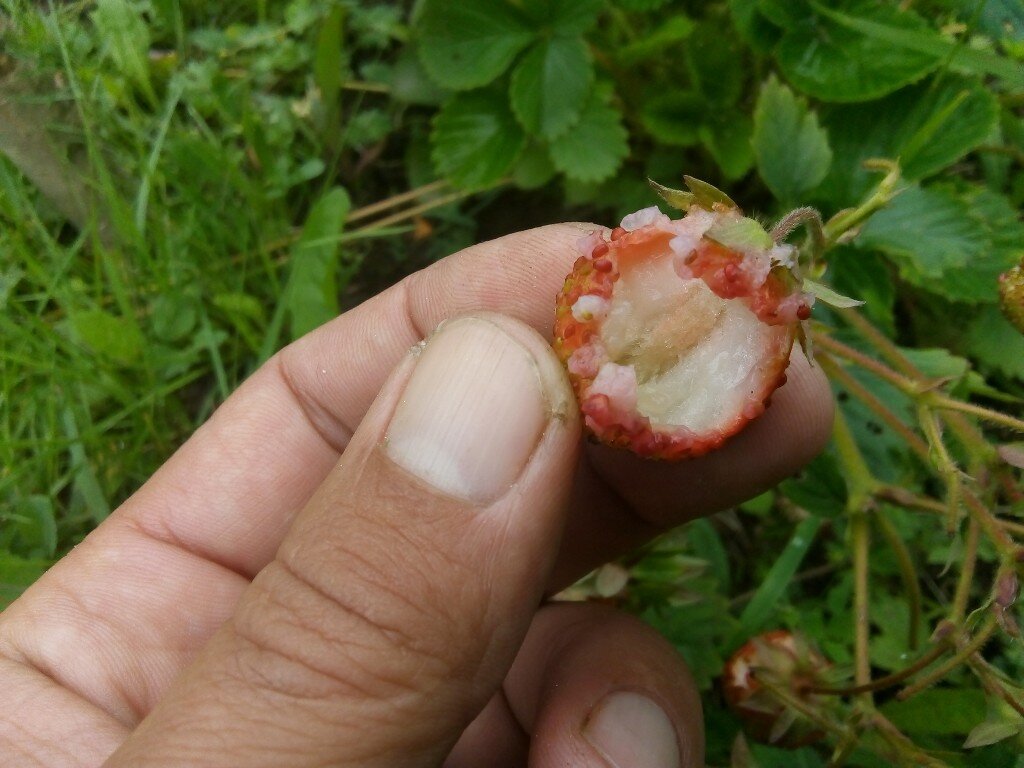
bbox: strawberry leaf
[857,185,1024,304]
[549,89,628,182]
[416,0,535,90]
[509,36,593,139]
[817,77,999,207]
[521,0,604,34]
[640,92,704,147]
[776,1,941,102]
[431,90,526,188]
[699,113,755,181]
[753,75,832,205]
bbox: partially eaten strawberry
[722,630,831,748]
[553,178,814,460]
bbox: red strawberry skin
[722,630,829,749]
[553,216,806,461]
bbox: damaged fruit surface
[553,181,813,460]
[722,630,831,749]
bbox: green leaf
[509,36,593,139]
[776,2,941,102]
[699,113,755,180]
[737,516,823,638]
[803,278,864,308]
[640,92,704,147]
[313,5,345,137]
[616,15,695,65]
[856,186,980,278]
[901,347,971,384]
[686,19,745,106]
[816,4,1024,88]
[780,453,848,518]
[615,0,671,10]
[390,46,451,106]
[966,307,1024,380]
[70,308,145,365]
[521,0,604,34]
[549,90,628,183]
[857,185,1024,304]
[416,0,535,90]
[285,187,351,340]
[432,90,527,188]
[729,0,782,51]
[92,0,156,102]
[753,76,832,204]
[964,720,1023,749]
[818,77,1000,206]
[0,553,52,610]
[882,688,987,735]
[512,141,556,189]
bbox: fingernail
[385,317,550,503]
[584,692,681,768]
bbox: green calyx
[648,175,738,212]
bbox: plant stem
[852,510,872,704]
[355,187,496,232]
[963,490,1017,557]
[836,308,918,378]
[968,654,1024,718]
[814,334,918,394]
[832,408,876,705]
[897,613,999,700]
[817,353,930,463]
[877,515,922,649]
[927,394,1024,434]
[870,713,951,768]
[822,160,902,246]
[347,180,449,223]
[832,407,879,502]
[757,678,851,739]
[810,643,947,696]
[876,486,946,515]
[918,405,963,532]
[950,518,980,624]
[834,310,994,461]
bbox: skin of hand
[0,224,833,768]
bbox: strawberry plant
[2,0,1024,764]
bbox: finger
[446,603,703,768]
[550,345,833,585]
[0,224,593,722]
[104,315,582,768]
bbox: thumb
[103,314,581,768]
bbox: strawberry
[1000,259,1024,335]
[722,630,831,749]
[553,178,814,460]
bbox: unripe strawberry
[553,180,814,460]
[999,259,1024,335]
[722,630,831,748]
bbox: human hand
[0,225,833,767]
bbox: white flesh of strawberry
[597,248,790,433]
